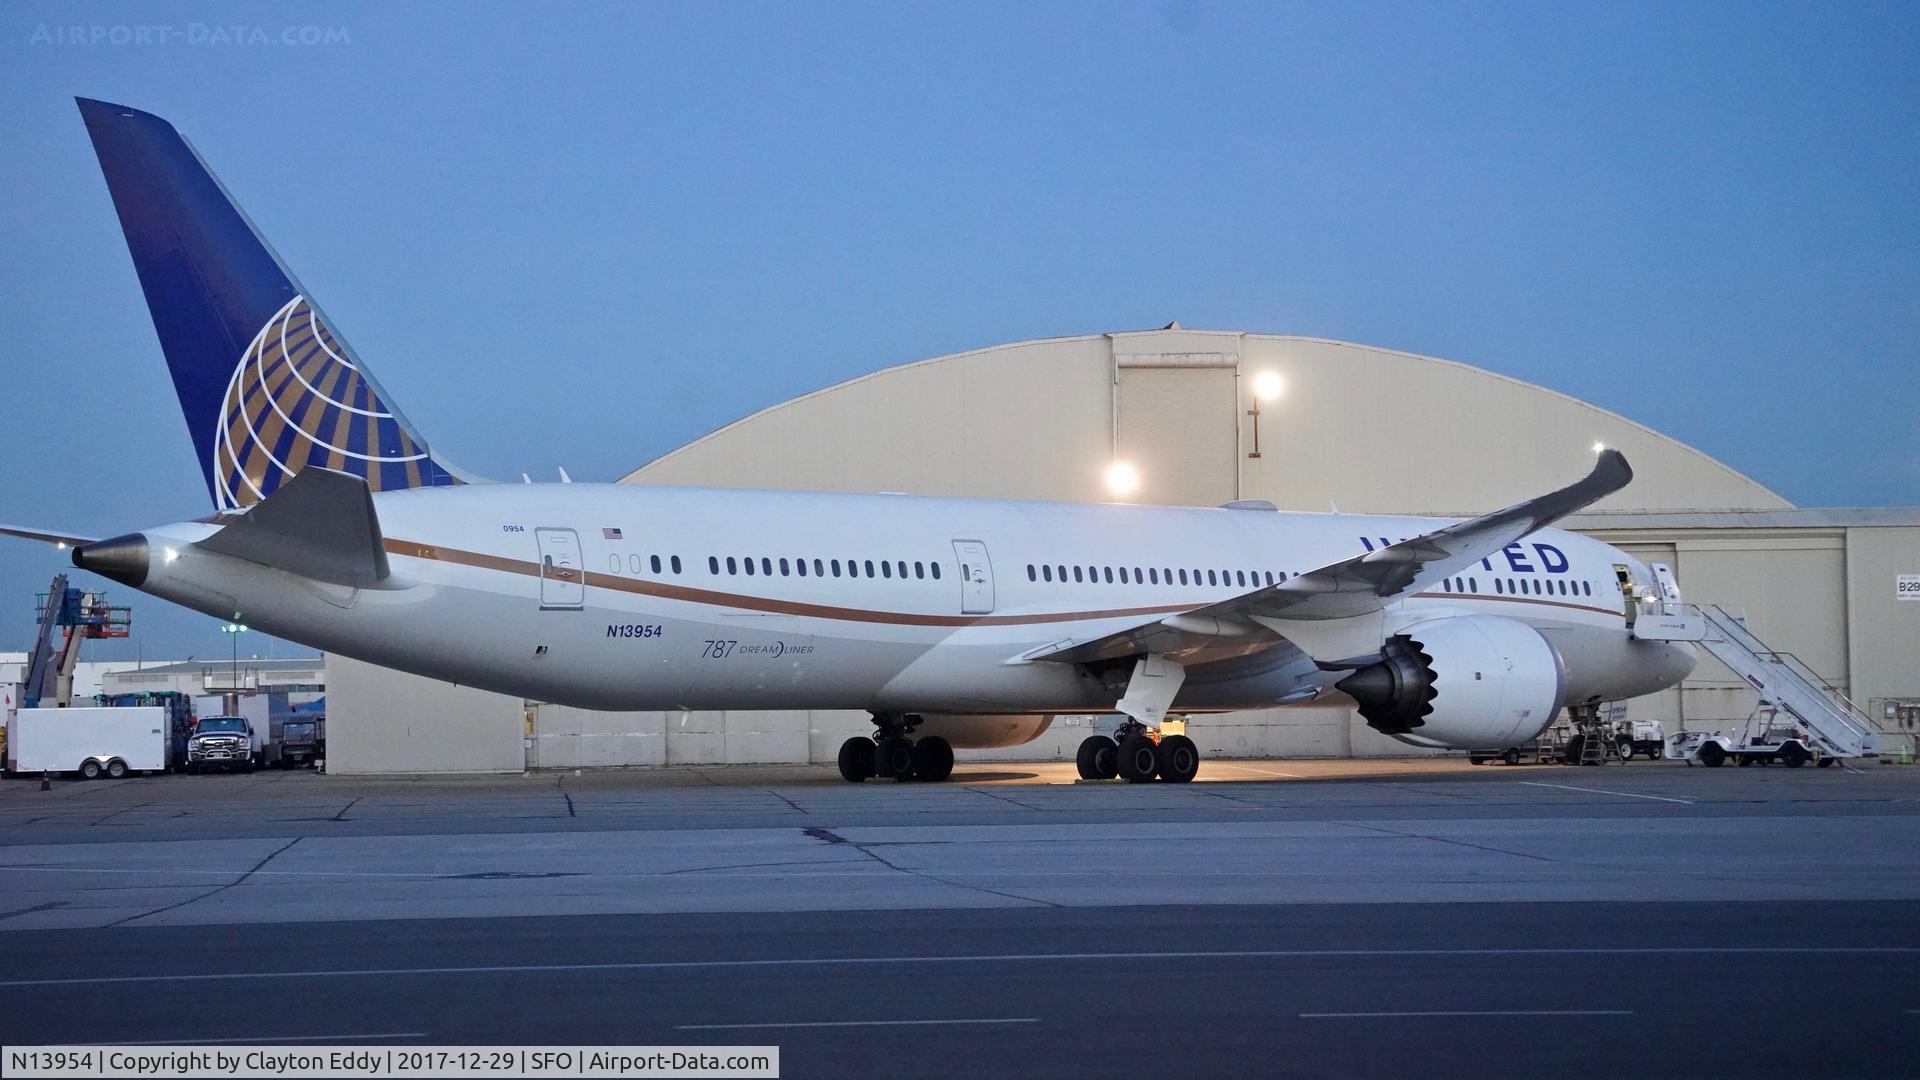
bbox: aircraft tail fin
[76,97,468,510]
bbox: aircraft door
[535,528,586,610]
[952,540,995,615]
[1649,562,1683,615]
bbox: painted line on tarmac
[97,1033,426,1045]
[1208,764,1308,779]
[1519,781,1694,804]
[1,947,1915,989]
[678,1018,1037,1030]
[1301,1010,1632,1019]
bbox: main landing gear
[837,712,953,783]
[1073,654,1201,783]
[1075,724,1200,783]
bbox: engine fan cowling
[1336,615,1567,749]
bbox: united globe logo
[213,296,437,509]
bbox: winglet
[194,467,391,587]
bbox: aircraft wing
[0,524,100,548]
[1025,450,1632,667]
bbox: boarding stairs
[1635,603,1882,759]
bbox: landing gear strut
[1073,655,1201,783]
[837,713,953,783]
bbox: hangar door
[1116,367,1238,507]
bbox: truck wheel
[79,759,102,780]
[1817,757,1836,768]
[1780,744,1808,768]
[106,759,128,779]
[1503,748,1520,766]
[1699,744,1726,767]
[1616,739,1635,761]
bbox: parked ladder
[1687,605,1882,759]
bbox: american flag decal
[602,527,624,540]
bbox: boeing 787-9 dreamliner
[2,99,1696,783]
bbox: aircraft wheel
[1075,736,1118,780]
[837,736,875,783]
[1156,735,1199,783]
[912,737,954,782]
[1116,734,1159,783]
[875,737,916,782]
[79,759,102,780]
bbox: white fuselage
[131,483,1693,724]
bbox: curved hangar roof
[621,327,1788,515]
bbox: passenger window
[760,558,772,576]
[1028,564,1037,582]
[778,558,790,576]
[1205,570,1216,586]
[930,562,940,579]
[1134,567,1144,583]
[1494,578,1503,594]
[1043,565,1053,582]
[796,558,808,577]
[915,562,925,579]
[898,561,908,579]
[1178,569,1189,585]
[1103,567,1113,583]
[830,559,842,577]
[671,556,682,574]
[725,556,737,575]
[847,560,858,578]
[708,556,719,574]
[1149,569,1159,584]
[743,557,755,576]
[1073,566,1083,583]
[864,560,875,577]
[882,561,892,579]
[1057,565,1067,582]
[812,559,823,577]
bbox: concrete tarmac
[1,758,1916,1077]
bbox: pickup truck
[185,715,256,772]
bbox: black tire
[836,736,875,783]
[875,737,916,782]
[1616,738,1635,761]
[1699,743,1726,767]
[105,759,128,779]
[1156,735,1199,783]
[911,736,954,782]
[1780,743,1808,768]
[79,759,102,780]
[1737,753,1752,767]
[1116,734,1159,783]
[185,762,198,775]
[1564,734,1585,765]
[1817,757,1836,768]
[1076,735,1118,780]
[1503,748,1520,766]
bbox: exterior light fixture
[1106,462,1140,498]
[1248,371,1284,458]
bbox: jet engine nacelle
[1336,615,1566,750]
[911,713,1055,749]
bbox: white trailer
[6,706,168,778]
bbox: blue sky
[2,1,1915,660]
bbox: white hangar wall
[323,328,1916,773]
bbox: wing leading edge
[1025,450,1633,667]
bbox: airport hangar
[323,326,1919,774]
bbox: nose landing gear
[837,713,954,783]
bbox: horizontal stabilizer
[1029,450,1634,666]
[0,524,101,548]
[194,467,391,587]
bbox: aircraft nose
[72,532,149,587]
